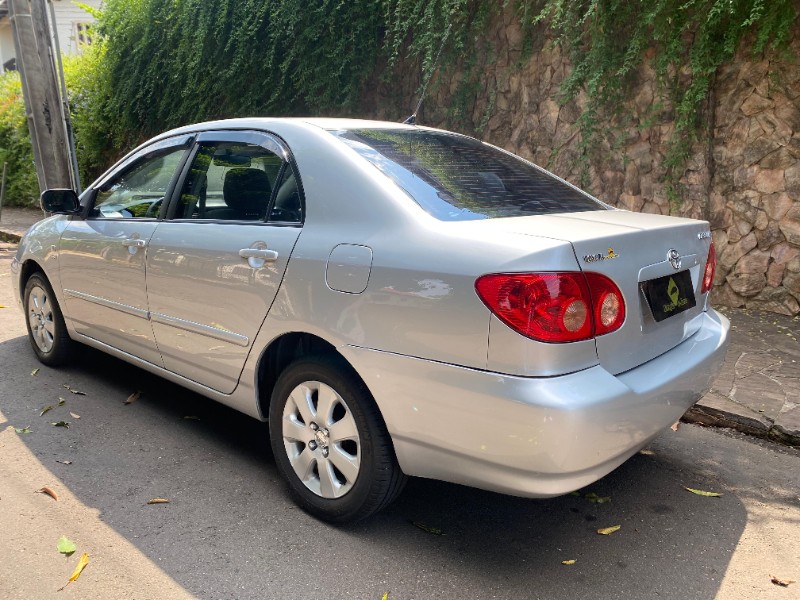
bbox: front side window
[332,129,606,221]
[91,147,186,219]
[175,142,284,221]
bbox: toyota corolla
[11,118,729,522]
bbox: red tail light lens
[701,242,716,294]
[475,272,625,343]
[584,272,626,336]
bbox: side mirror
[41,189,81,214]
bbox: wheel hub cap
[27,285,55,353]
[281,381,361,499]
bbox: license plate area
[641,270,696,322]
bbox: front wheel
[23,273,73,366]
[269,356,406,523]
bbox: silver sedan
[11,118,729,522]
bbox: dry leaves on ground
[412,521,444,535]
[62,385,86,396]
[57,536,76,555]
[124,391,141,405]
[597,525,621,535]
[562,559,577,565]
[770,575,795,587]
[51,421,70,429]
[147,498,170,505]
[36,487,59,501]
[685,487,722,497]
[585,492,611,504]
[58,553,89,591]
[31,368,39,376]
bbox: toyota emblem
[667,249,682,270]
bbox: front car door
[145,130,303,393]
[58,135,192,365]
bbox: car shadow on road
[0,335,766,599]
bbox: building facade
[0,0,101,71]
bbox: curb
[683,405,800,448]
[0,230,22,243]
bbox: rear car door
[58,135,192,365]
[145,130,303,393]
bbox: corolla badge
[583,247,619,263]
[667,248,682,270]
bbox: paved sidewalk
[684,307,800,446]
[0,206,45,242]
[1,207,798,446]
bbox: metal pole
[10,0,73,193]
[47,0,81,193]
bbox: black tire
[269,355,406,523]
[23,273,73,366]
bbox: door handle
[239,248,279,261]
[122,238,146,248]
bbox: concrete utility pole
[10,0,74,193]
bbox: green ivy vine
[526,0,798,206]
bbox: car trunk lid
[477,210,713,375]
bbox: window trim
[164,130,304,226]
[84,136,194,222]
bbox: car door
[58,135,192,365]
[145,130,303,393]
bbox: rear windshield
[332,129,606,221]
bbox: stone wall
[366,8,800,315]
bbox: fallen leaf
[770,574,795,587]
[381,594,389,600]
[685,487,722,497]
[40,405,54,416]
[14,427,32,434]
[562,559,577,565]
[57,536,76,555]
[412,521,444,535]
[51,421,70,428]
[69,412,80,420]
[63,385,86,396]
[31,368,40,376]
[597,525,621,535]
[124,391,141,405]
[58,399,66,406]
[56,460,72,465]
[183,415,200,420]
[58,552,89,591]
[0,305,6,308]
[36,487,59,501]
[147,498,170,504]
[585,492,611,504]
[639,449,655,456]
[670,421,680,431]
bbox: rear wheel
[269,355,406,523]
[24,273,73,366]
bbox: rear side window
[333,129,605,221]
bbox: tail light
[701,242,716,294]
[475,272,625,343]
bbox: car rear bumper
[342,308,730,498]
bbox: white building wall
[51,0,101,55]
[0,0,102,72]
[0,20,14,69]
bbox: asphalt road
[1,241,799,600]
